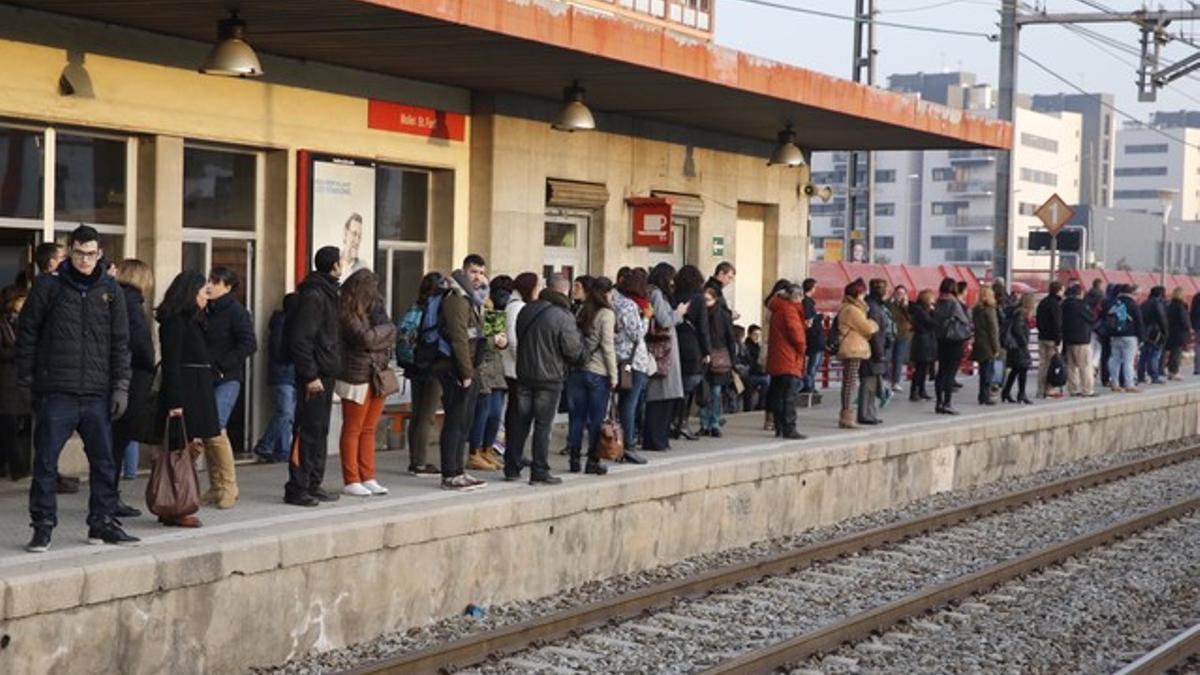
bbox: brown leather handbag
[708,347,733,375]
[146,416,203,520]
[597,396,625,462]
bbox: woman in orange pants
[335,269,397,497]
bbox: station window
[0,127,44,220]
[183,147,257,231]
[55,133,126,226]
[873,236,895,249]
[376,165,431,319]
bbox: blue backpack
[395,303,424,370]
[413,291,452,370]
[1105,300,1130,334]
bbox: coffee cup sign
[629,198,674,247]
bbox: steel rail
[1113,622,1200,675]
[704,496,1200,675]
[341,446,1200,675]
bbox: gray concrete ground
[0,378,1191,569]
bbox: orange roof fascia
[361,0,1013,150]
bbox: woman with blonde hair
[111,259,155,518]
[836,278,878,429]
[970,286,1001,405]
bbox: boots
[203,434,239,509]
[839,408,858,429]
[568,448,582,473]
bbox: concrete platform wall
[2,390,1198,674]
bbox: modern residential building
[1031,92,1116,208]
[1112,125,1200,221]
[1069,206,1200,275]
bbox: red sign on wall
[367,100,466,141]
[629,197,673,247]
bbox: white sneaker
[363,479,389,495]
[342,482,372,497]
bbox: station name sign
[367,100,466,141]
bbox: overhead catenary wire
[1058,23,1200,106]
[724,0,999,40]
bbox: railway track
[341,445,1200,675]
[1114,623,1200,675]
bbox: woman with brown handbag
[336,269,398,497]
[157,272,233,527]
[700,285,736,437]
[564,276,618,475]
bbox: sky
[714,0,1200,124]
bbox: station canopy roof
[11,0,1012,151]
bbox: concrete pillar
[135,135,184,305]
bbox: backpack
[1000,308,1019,351]
[1105,300,1130,335]
[394,303,424,370]
[824,314,841,356]
[413,291,452,370]
[1046,352,1067,387]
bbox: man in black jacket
[506,275,584,485]
[1190,290,1200,375]
[1035,281,1064,398]
[801,278,825,392]
[284,246,342,507]
[17,226,137,552]
[858,278,889,425]
[1061,284,1095,397]
[1138,286,1169,385]
[204,267,257,433]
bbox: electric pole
[845,0,876,263]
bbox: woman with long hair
[835,279,877,429]
[1002,293,1035,404]
[156,272,232,527]
[970,286,1001,405]
[111,259,155,517]
[467,275,511,471]
[503,272,539,468]
[612,268,651,465]
[0,288,31,482]
[933,277,971,414]
[700,285,736,437]
[564,276,617,474]
[642,263,689,451]
[405,272,444,476]
[672,265,710,439]
[908,289,937,401]
[336,269,396,496]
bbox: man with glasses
[17,225,137,551]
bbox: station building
[0,0,1009,450]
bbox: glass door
[543,210,590,282]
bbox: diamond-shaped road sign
[1034,193,1075,237]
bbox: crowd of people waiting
[3,226,1197,554]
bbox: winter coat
[706,300,737,385]
[909,304,938,364]
[802,296,826,351]
[204,292,257,385]
[1005,306,1033,369]
[646,286,684,402]
[515,289,584,389]
[266,310,295,387]
[887,300,913,339]
[861,295,889,376]
[580,306,618,385]
[970,304,1001,363]
[1061,297,1094,346]
[338,302,396,386]
[836,297,878,361]
[503,294,526,381]
[1166,299,1192,350]
[439,271,485,381]
[765,295,806,377]
[116,284,156,442]
[1142,297,1169,346]
[0,314,30,415]
[157,313,220,439]
[1190,293,1200,331]
[744,340,767,377]
[16,261,130,398]
[934,296,971,345]
[288,271,341,383]
[613,291,651,375]
[674,291,711,378]
[1035,295,1063,344]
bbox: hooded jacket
[288,271,341,383]
[338,301,396,385]
[16,260,130,397]
[205,291,257,385]
[439,270,485,381]
[515,289,584,388]
[765,295,806,376]
[1061,296,1094,346]
[970,303,1001,363]
[1035,294,1063,344]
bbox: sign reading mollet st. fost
[367,100,466,141]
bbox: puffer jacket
[16,261,130,397]
[909,304,938,364]
[515,289,584,388]
[837,297,878,361]
[439,271,484,381]
[288,271,341,383]
[0,314,30,415]
[205,292,257,385]
[765,295,805,376]
[338,302,396,385]
[970,303,1001,363]
[1061,297,1094,346]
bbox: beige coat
[837,297,879,361]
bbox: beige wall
[471,96,811,309]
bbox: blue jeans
[469,389,506,450]
[700,383,723,430]
[618,370,649,449]
[253,384,296,462]
[123,441,139,479]
[804,350,824,391]
[1137,343,1163,383]
[566,370,610,454]
[889,336,911,387]
[1109,336,1138,387]
[214,380,241,430]
[745,374,770,410]
[30,394,117,527]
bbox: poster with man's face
[311,158,375,276]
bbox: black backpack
[1046,353,1067,387]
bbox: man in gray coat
[505,275,584,485]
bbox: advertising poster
[311,158,376,275]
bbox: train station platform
[1,380,1199,674]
